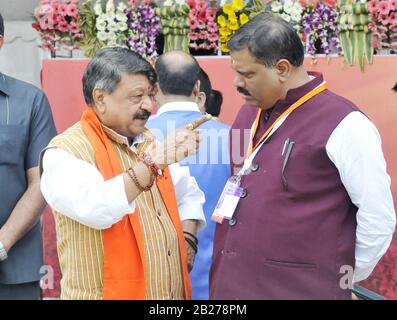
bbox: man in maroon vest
[209,13,396,300]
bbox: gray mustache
[134,110,151,120]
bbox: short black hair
[155,53,200,97]
[0,14,4,36]
[206,90,223,117]
[228,13,304,67]
[82,47,156,105]
[198,68,212,109]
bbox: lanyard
[237,82,328,178]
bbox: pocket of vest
[264,259,317,270]
[0,125,25,166]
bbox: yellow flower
[217,15,227,28]
[228,11,237,22]
[219,35,230,43]
[220,43,230,53]
[229,22,239,31]
[240,13,249,25]
[232,0,244,11]
[223,3,233,15]
[219,26,231,36]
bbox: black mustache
[134,110,151,120]
[237,87,251,96]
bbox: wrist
[139,151,164,176]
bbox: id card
[211,176,244,224]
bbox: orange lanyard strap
[247,83,328,157]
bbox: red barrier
[41,56,397,298]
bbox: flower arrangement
[125,0,161,61]
[217,0,250,53]
[301,1,341,57]
[78,0,104,57]
[156,0,191,53]
[94,0,128,48]
[32,0,83,56]
[269,0,304,33]
[368,0,397,50]
[187,0,219,52]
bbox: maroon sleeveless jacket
[210,74,359,300]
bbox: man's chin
[243,96,259,106]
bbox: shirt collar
[101,125,151,151]
[284,71,324,101]
[0,73,10,96]
[270,72,325,116]
[156,101,201,116]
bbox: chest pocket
[0,125,26,166]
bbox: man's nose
[234,74,245,89]
[141,95,153,112]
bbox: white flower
[97,31,109,41]
[175,0,186,5]
[283,0,293,14]
[94,0,103,15]
[105,12,116,23]
[106,0,115,15]
[116,22,127,32]
[293,25,301,32]
[116,13,128,23]
[280,12,291,22]
[271,1,283,12]
[292,1,303,14]
[117,2,127,12]
[107,21,118,32]
[96,19,107,31]
[163,0,173,6]
[290,12,301,22]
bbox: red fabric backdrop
[41,56,397,298]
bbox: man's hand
[151,114,211,169]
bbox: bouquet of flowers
[94,0,128,48]
[32,0,83,56]
[187,0,219,52]
[269,0,304,33]
[125,0,161,61]
[217,0,250,53]
[301,1,341,57]
[156,0,191,53]
[368,0,397,50]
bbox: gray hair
[82,47,156,105]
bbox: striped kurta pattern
[47,122,184,300]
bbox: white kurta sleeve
[326,111,396,283]
[40,148,135,230]
[168,163,206,231]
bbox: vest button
[168,250,171,256]
[157,210,161,216]
[240,189,247,198]
[251,162,259,172]
[229,218,237,227]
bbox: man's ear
[197,91,206,114]
[0,36,4,49]
[275,59,292,83]
[92,88,106,114]
[193,80,201,97]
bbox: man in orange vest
[40,48,210,300]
